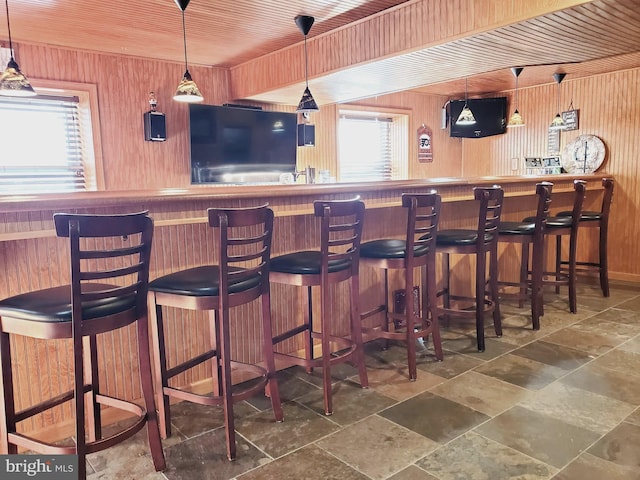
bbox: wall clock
[561,134,606,174]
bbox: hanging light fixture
[549,72,567,130]
[455,78,476,125]
[173,0,203,103]
[295,15,319,113]
[507,67,525,128]
[0,0,36,97]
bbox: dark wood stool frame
[532,180,586,313]
[270,198,369,416]
[435,186,504,352]
[0,212,165,480]
[147,205,283,461]
[557,177,613,297]
[497,182,553,330]
[360,192,443,381]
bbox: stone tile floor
[87,282,640,479]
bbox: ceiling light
[455,78,476,126]
[173,0,203,103]
[295,15,319,113]
[0,0,36,97]
[549,72,566,130]
[507,67,524,128]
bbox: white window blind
[0,94,86,193]
[338,114,393,182]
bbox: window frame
[1,78,106,192]
[336,105,410,183]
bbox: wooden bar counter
[0,174,607,442]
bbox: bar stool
[497,182,553,330]
[359,192,443,381]
[0,212,165,480]
[270,198,368,416]
[147,205,283,461]
[435,186,504,352]
[524,179,586,313]
[556,177,613,297]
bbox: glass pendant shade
[455,77,476,125]
[456,104,476,125]
[0,0,36,97]
[507,67,524,128]
[0,58,36,97]
[507,109,525,127]
[297,86,319,113]
[173,69,203,103]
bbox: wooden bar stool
[270,198,369,416]
[147,205,283,461]
[0,212,165,480]
[360,192,443,381]
[435,186,504,352]
[556,177,613,297]
[524,179,586,313]
[497,182,553,330]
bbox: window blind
[0,94,86,193]
[338,114,393,182]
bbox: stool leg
[137,312,167,470]
[405,272,418,381]
[148,298,171,439]
[425,261,443,361]
[320,277,333,415]
[382,270,390,350]
[349,273,369,389]
[599,222,610,297]
[83,335,99,442]
[215,309,236,461]
[475,251,486,352]
[74,335,87,480]
[490,244,502,337]
[0,331,17,454]
[531,238,544,330]
[305,286,314,374]
[519,243,530,309]
[261,291,284,422]
[568,232,578,314]
[555,235,562,295]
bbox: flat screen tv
[449,97,507,138]
[189,104,297,184]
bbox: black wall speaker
[144,111,167,142]
[297,124,315,146]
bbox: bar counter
[0,174,608,443]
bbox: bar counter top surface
[0,173,608,213]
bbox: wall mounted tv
[449,97,507,138]
[189,104,297,184]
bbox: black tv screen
[449,97,507,138]
[189,105,297,184]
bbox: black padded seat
[270,251,352,274]
[360,239,430,259]
[497,221,536,235]
[524,215,573,228]
[149,265,260,296]
[557,210,602,221]
[0,284,135,325]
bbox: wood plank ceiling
[1,0,639,104]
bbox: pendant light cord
[181,10,188,72]
[5,0,14,58]
[304,34,309,88]
[514,75,519,110]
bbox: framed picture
[562,109,579,131]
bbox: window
[0,80,103,193]
[337,107,408,182]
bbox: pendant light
[0,0,36,97]
[295,15,319,113]
[549,72,567,130]
[507,67,524,128]
[173,0,203,103]
[455,78,476,125]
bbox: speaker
[297,124,315,146]
[144,111,166,142]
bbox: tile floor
[87,281,640,479]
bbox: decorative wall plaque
[417,124,433,162]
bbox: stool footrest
[164,361,269,406]
[274,336,358,370]
[166,349,217,380]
